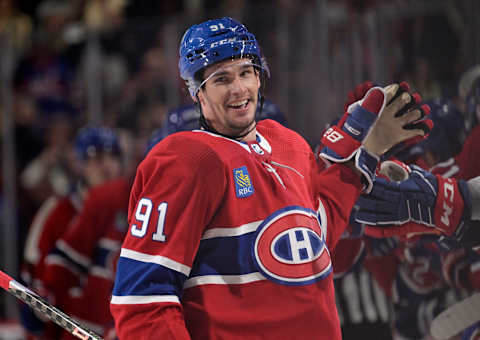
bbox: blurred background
[0,0,479,338]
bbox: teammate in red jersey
[42,177,131,339]
[110,17,428,340]
[353,83,480,339]
[20,125,122,339]
[39,125,177,339]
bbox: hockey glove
[320,82,431,193]
[355,165,472,241]
[381,83,433,161]
[319,86,386,192]
[343,80,375,112]
[362,83,432,156]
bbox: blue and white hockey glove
[320,82,430,193]
[355,165,472,242]
[342,81,433,160]
[321,86,386,158]
[319,87,386,193]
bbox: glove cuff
[434,178,471,237]
[320,138,379,194]
[437,179,473,250]
[355,147,379,193]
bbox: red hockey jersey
[23,193,82,285]
[42,177,131,338]
[111,120,363,340]
[431,125,480,180]
[21,193,82,339]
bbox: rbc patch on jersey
[233,166,254,198]
[252,206,332,286]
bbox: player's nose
[229,76,249,95]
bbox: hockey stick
[0,270,103,340]
[430,292,480,339]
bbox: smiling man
[196,59,260,139]
[110,17,428,340]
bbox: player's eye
[240,68,254,77]
[214,76,228,84]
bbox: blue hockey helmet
[258,99,288,126]
[178,17,269,97]
[74,125,121,161]
[400,98,465,163]
[144,106,201,156]
[165,105,200,133]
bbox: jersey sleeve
[314,163,363,250]
[110,136,227,340]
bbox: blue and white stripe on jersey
[112,203,333,304]
[111,220,268,304]
[111,248,190,305]
[45,239,90,276]
[186,223,267,287]
[184,220,267,288]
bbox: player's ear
[195,89,205,107]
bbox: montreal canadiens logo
[252,206,332,286]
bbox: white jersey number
[130,198,167,242]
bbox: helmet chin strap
[195,91,265,141]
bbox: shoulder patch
[233,166,254,198]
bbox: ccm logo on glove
[439,179,455,228]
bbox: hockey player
[337,73,479,340]
[353,144,480,339]
[43,175,131,339]
[20,125,122,339]
[355,158,480,340]
[40,119,183,340]
[40,177,131,339]
[110,17,429,339]
[431,73,480,340]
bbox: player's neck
[240,127,257,142]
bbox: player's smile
[226,98,250,112]
[198,58,260,139]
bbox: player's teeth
[230,100,248,108]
